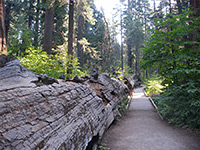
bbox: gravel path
[101,87,200,150]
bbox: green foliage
[20,48,63,78]
[98,143,110,150]
[8,24,32,56]
[58,54,85,79]
[20,47,84,79]
[141,9,200,130]
[144,76,165,97]
[154,82,200,130]
[110,69,125,83]
[119,96,130,115]
[123,65,133,77]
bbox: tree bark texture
[0,0,6,55]
[5,0,11,42]
[127,38,132,69]
[135,44,140,75]
[0,57,130,150]
[43,8,54,54]
[77,0,84,67]
[120,9,123,70]
[68,0,75,56]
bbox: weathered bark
[0,0,6,55]
[68,0,74,56]
[0,56,130,150]
[132,73,142,87]
[43,8,54,54]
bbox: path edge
[143,89,164,120]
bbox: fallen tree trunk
[0,56,129,150]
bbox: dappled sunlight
[132,93,144,99]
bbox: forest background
[0,0,199,131]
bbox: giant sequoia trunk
[43,8,54,54]
[0,55,130,150]
[0,0,6,55]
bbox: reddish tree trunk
[77,0,84,67]
[5,0,12,42]
[0,0,6,55]
[43,8,54,54]
[68,0,74,56]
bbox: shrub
[20,47,84,79]
[119,96,130,115]
[141,9,200,131]
[154,81,200,130]
[144,76,164,97]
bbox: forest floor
[99,87,200,150]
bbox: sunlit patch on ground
[132,93,144,99]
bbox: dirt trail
[101,87,200,150]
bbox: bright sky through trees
[94,0,124,44]
[94,0,121,21]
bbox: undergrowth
[144,76,165,97]
[19,47,85,79]
[119,96,130,115]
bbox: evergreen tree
[77,0,85,67]
[68,0,74,56]
[0,0,6,55]
[43,1,54,54]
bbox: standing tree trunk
[120,7,123,71]
[135,44,140,75]
[43,7,54,54]
[127,0,132,70]
[176,0,182,14]
[0,0,6,55]
[34,0,40,47]
[127,40,132,69]
[68,0,74,56]
[67,0,75,77]
[102,13,112,72]
[77,0,84,67]
[28,0,34,29]
[5,0,11,42]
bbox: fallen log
[0,56,129,150]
